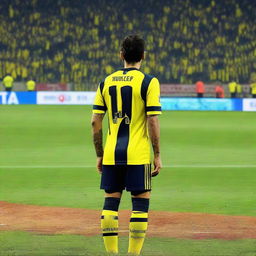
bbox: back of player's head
[121,35,145,64]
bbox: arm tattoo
[151,136,160,156]
[147,116,160,157]
[93,129,103,157]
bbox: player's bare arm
[91,113,104,173]
[147,115,162,176]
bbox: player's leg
[101,191,121,254]
[100,165,125,254]
[128,191,150,256]
[126,164,152,255]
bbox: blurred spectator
[215,83,225,98]
[3,75,14,91]
[250,82,256,98]
[228,81,237,98]
[195,81,205,98]
[26,79,36,91]
[236,82,242,97]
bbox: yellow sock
[101,209,118,254]
[128,211,148,255]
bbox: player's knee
[103,197,121,211]
[104,189,122,199]
[131,197,149,212]
[131,190,151,198]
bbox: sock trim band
[130,218,148,222]
[102,232,118,237]
[101,215,118,220]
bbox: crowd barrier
[0,91,256,112]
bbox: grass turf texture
[0,231,256,256]
[0,106,255,215]
[0,106,256,256]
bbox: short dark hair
[121,35,145,63]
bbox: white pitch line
[0,165,256,169]
[169,165,256,168]
[3,166,87,169]
[118,230,222,234]
[192,231,221,234]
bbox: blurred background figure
[26,79,36,91]
[250,73,256,98]
[215,83,225,98]
[236,82,242,98]
[3,75,14,91]
[228,81,237,98]
[250,81,256,98]
[195,81,205,98]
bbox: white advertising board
[242,99,256,112]
[37,91,96,105]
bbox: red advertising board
[36,83,68,91]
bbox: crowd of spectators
[0,0,255,90]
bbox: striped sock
[128,211,148,255]
[101,209,119,254]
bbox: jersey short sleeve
[146,77,162,115]
[92,82,107,114]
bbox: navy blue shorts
[101,164,152,192]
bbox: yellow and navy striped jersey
[93,67,161,165]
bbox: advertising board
[37,92,96,105]
[161,98,243,111]
[0,91,254,112]
[0,92,36,105]
[242,99,256,111]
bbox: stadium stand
[0,0,255,90]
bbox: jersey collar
[120,67,138,74]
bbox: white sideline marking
[0,165,256,169]
[119,230,222,234]
[192,231,220,234]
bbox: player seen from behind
[91,34,162,255]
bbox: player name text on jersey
[112,76,134,82]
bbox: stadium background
[0,0,256,91]
[0,0,256,255]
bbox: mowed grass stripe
[0,231,256,256]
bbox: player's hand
[96,157,103,174]
[151,155,162,177]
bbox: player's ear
[120,51,124,61]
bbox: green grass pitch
[0,106,256,255]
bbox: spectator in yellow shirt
[228,81,237,98]
[26,80,36,91]
[250,82,256,98]
[3,75,14,91]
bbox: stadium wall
[0,91,256,112]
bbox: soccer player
[91,35,162,255]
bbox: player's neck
[124,61,141,70]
